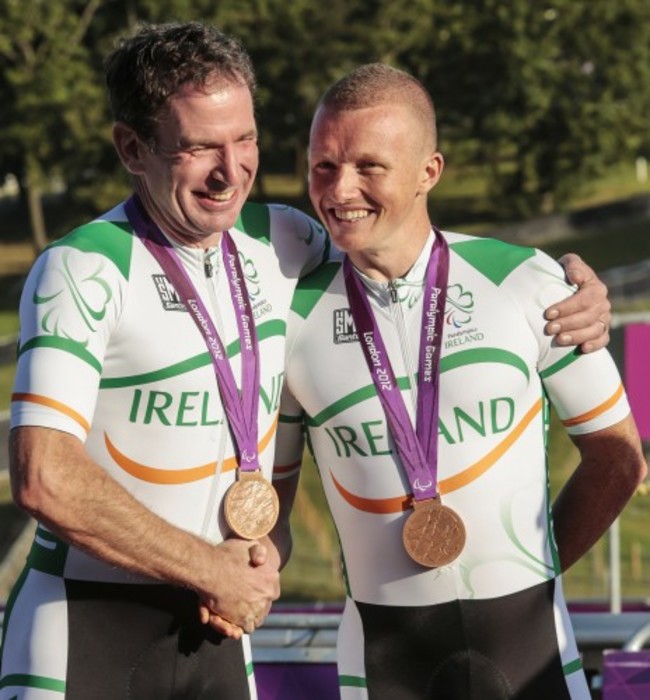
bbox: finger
[581,329,611,354]
[201,607,243,637]
[552,320,610,351]
[248,542,268,566]
[242,614,256,635]
[198,601,245,639]
[545,290,610,320]
[545,308,610,336]
[199,604,210,625]
[558,253,593,286]
[207,615,244,639]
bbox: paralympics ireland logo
[445,284,474,328]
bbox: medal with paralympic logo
[402,497,466,568]
[224,470,279,540]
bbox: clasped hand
[198,538,280,639]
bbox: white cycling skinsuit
[277,229,629,700]
[1,200,328,700]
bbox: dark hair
[104,21,256,145]
[317,63,437,149]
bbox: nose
[330,165,359,202]
[210,144,240,185]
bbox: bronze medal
[402,498,465,568]
[224,470,280,540]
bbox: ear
[112,122,148,176]
[417,151,444,195]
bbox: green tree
[413,0,650,216]
[0,0,110,250]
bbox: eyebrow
[180,128,258,148]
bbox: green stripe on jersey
[99,319,286,388]
[306,377,413,427]
[307,348,529,426]
[279,413,303,424]
[450,239,535,285]
[539,348,581,379]
[17,335,102,373]
[291,262,342,319]
[563,658,583,676]
[27,527,69,576]
[235,202,270,245]
[441,348,530,382]
[0,674,66,693]
[339,674,367,688]
[49,220,133,280]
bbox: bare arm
[552,414,647,572]
[545,253,611,353]
[10,425,280,632]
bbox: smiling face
[308,102,443,279]
[113,80,258,248]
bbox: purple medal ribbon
[125,195,261,471]
[343,229,449,502]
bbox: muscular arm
[551,414,647,572]
[545,254,611,353]
[10,426,280,632]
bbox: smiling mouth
[198,190,236,203]
[333,209,370,221]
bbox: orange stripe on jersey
[273,461,301,476]
[106,412,279,484]
[330,399,543,514]
[12,392,91,434]
[439,398,542,494]
[562,383,624,428]
[331,473,411,514]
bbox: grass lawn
[0,311,20,337]
[0,365,15,412]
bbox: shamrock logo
[33,249,113,345]
[445,284,474,328]
[238,251,261,299]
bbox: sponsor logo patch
[152,274,186,311]
[333,308,358,344]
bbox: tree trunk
[23,156,48,253]
[27,184,48,253]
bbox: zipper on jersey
[387,280,419,414]
[204,248,220,278]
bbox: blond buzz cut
[316,63,437,150]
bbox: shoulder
[234,201,324,247]
[445,230,544,286]
[290,253,345,320]
[233,201,330,276]
[44,202,135,281]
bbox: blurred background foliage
[1,0,650,250]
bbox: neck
[133,184,222,250]
[348,226,432,282]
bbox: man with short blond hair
[276,63,646,699]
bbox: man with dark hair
[1,23,611,700]
[1,21,329,700]
[276,63,647,699]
